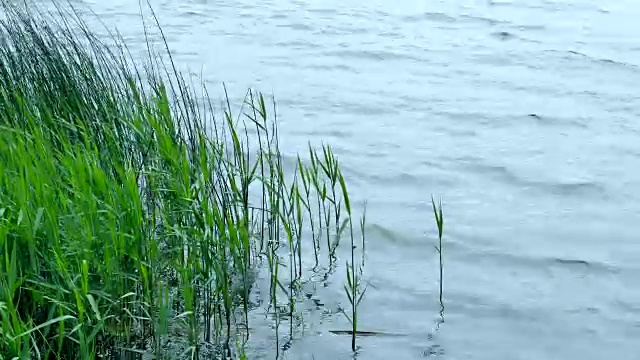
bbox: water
[78,0,640,358]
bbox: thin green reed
[432,197,444,309]
[338,170,367,352]
[294,178,305,279]
[280,209,296,342]
[266,237,280,357]
[360,201,367,267]
[306,145,332,266]
[297,156,319,269]
[244,90,268,255]
[318,144,343,258]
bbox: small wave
[273,39,322,50]
[446,291,542,322]
[324,49,425,63]
[432,124,477,138]
[553,258,591,267]
[293,128,351,140]
[267,13,287,20]
[453,243,619,277]
[458,157,606,198]
[178,9,207,18]
[276,22,314,32]
[614,299,640,315]
[337,100,399,116]
[438,110,584,129]
[317,25,369,36]
[487,0,514,6]
[306,7,338,16]
[402,12,457,24]
[525,114,588,129]
[536,179,605,198]
[366,224,404,242]
[459,14,510,26]
[485,29,541,44]
[567,50,639,70]
[512,24,546,31]
[303,63,356,73]
[378,31,404,40]
[237,2,257,11]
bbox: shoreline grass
[0,1,445,359]
[0,1,360,358]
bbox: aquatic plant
[432,197,445,309]
[338,169,367,352]
[0,0,444,358]
[0,0,366,358]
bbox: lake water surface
[76,0,640,358]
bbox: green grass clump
[0,1,366,358]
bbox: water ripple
[402,12,457,24]
[273,39,322,50]
[460,14,510,26]
[324,49,426,63]
[457,157,607,198]
[567,50,639,69]
[276,22,314,32]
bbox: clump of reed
[0,1,367,359]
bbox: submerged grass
[0,0,445,359]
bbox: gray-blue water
[82,0,640,358]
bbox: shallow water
[74,0,640,358]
